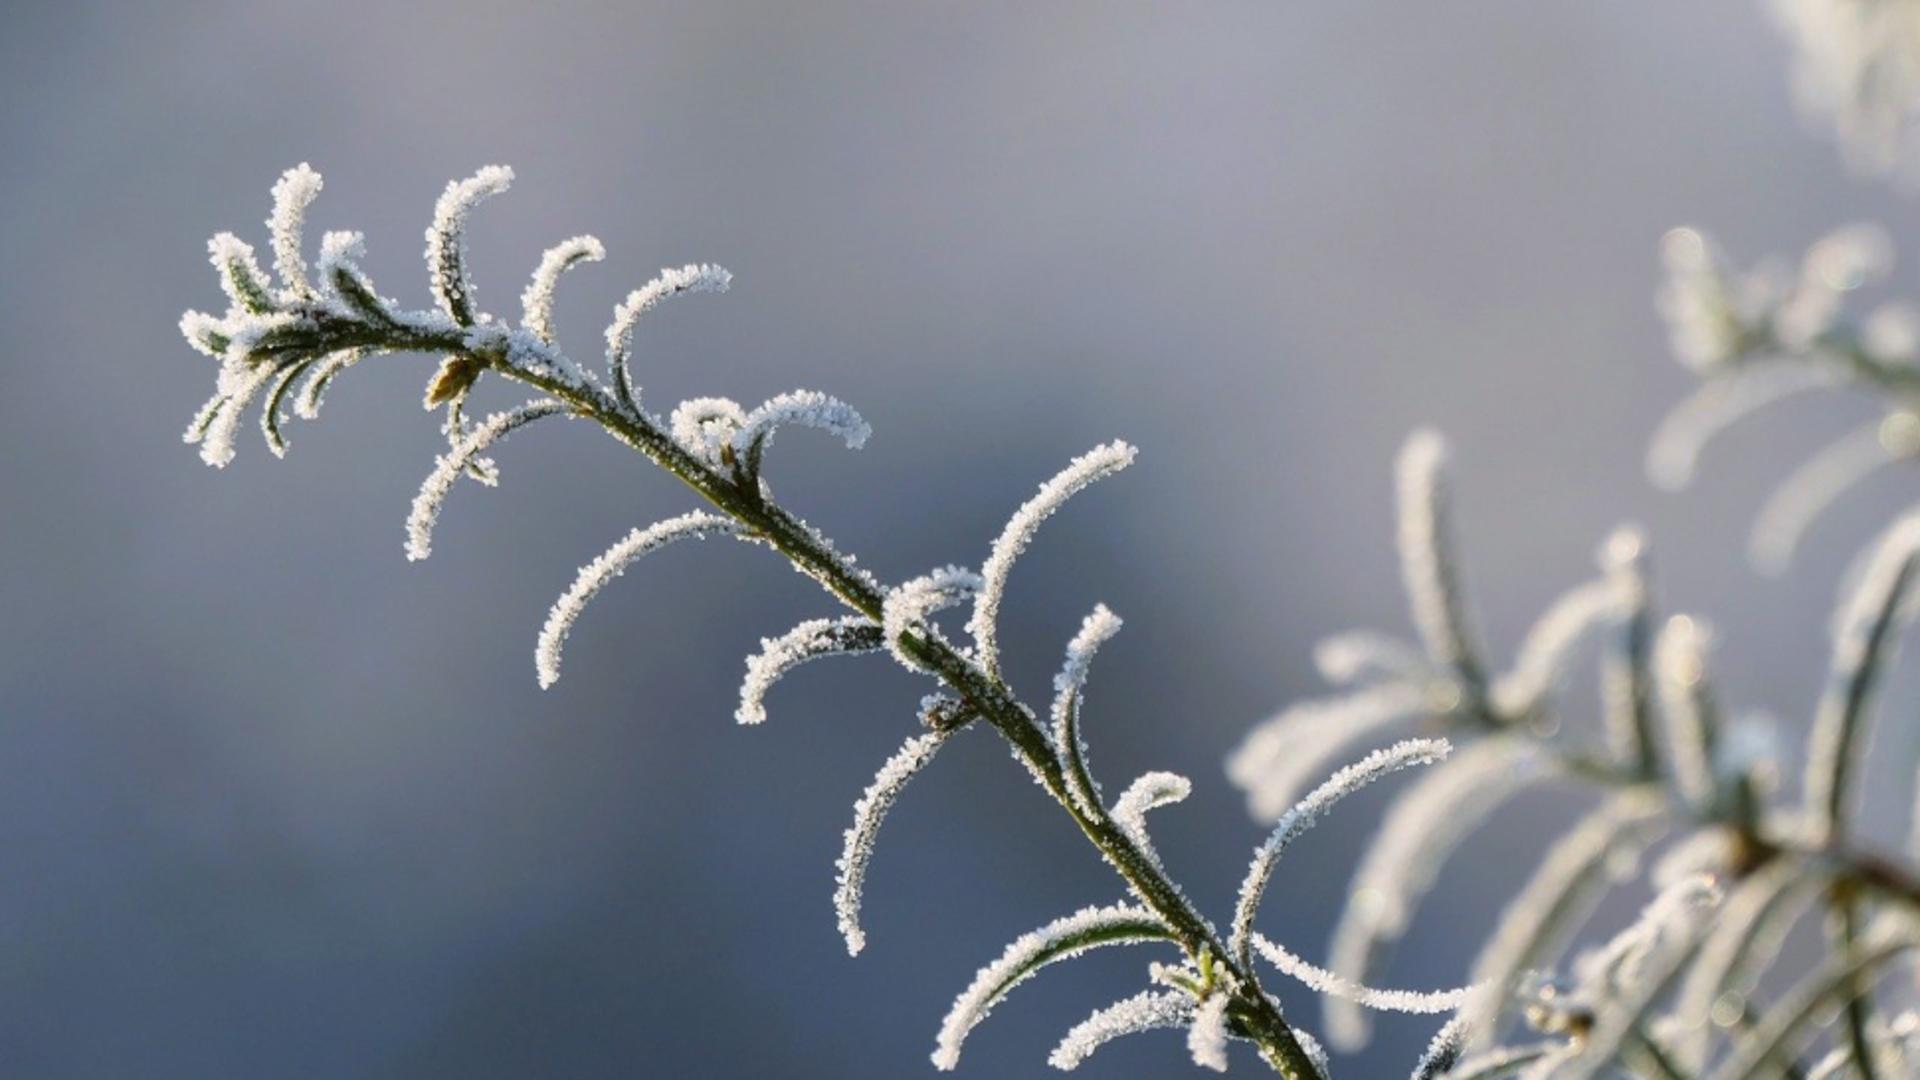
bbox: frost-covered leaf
[425,166,513,326]
[1597,527,1658,776]
[1186,990,1231,1072]
[404,399,567,561]
[520,235,605,344]
[1109,771,1190,868]
[604,263,732,410]
[933,903,1172,1070]
[534,510,754,689]
[882,565,982,673]
[1461,788,1667,1045]
[1646,363,1837,491]
[1750,418,1917,576]
[1046,989,1194,1071]
[669,396,748,466]
[267,163,323,298]
[1805,513,1920,841]
[967,441,1137,676]
[736,616,883,725]
[732,390,871,478]
[1669,857,1824,1072]
[1653,615,1721,810]
[1227,682,1437,823]
[1325,738,1547,1050]
[1488,579,1614,719]
[1410,1016,1468,1080]
[836,725,955,957]
[1231,738,1450,975]
[1052,604,1122,821]
[1396,430,1486,691]
[1252,933,1474,1016]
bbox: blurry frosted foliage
[1650,223,1920,574]
[1773,0,1920,181]
[1229,429,1920,1076]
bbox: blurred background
[3,1,1918,1075]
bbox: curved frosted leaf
[1046,989,1194,1072]
[933,903,1172,1070]
[534,511,752,688]
[1597,527,1657,775]
[520,235,605,344]
[1396,430,1486,689]
[1646,364,1834,491]
[1187,991,1231,1072]
[1228,682,1435,823]
[736,616,883,725]
[604,263,732,410]
[967,440,1137,675]
[1110,770,1190,868]
[267,163,323,298]
[732,390,871,477]
[1052,604,1122,820]
[405,399,566,561]
[425,165,513,325]
[1315,630,1430,687]
[1751,419,1907,576]
[881,565,982,673]
[837,726,954,957]
[1488,579,1614,719]
[1461,788,1666,1044]
[1326,738,1546,1050]
[1231,738,1450,974]
[1253,933,1474,1015]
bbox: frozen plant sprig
[1232,430,1920,1075]
[176,164,1447,1078]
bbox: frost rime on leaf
[267,163,323,298]
[732,390,871,477]
[1186,991,1231,1072]
[967,441,1137,676]
[736,616,883,725]
[1109,771,1191,868]
[1046,989,1194,1071]
[534,511,754,689]
[1231,738,1451,976]
[1396,430,1486,690]
[405,399,566,561]
[1805,512,1920,840]
[882,566,983,673]
[1051,604,1122,820]
[1251,933,1474,1015]
[605,263,733,409]
[520,235,605,344]
[837,726,955,958]
[425,165,513,325]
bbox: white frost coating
[1571,874,1722,999]
[425,165,513,324]
[838,729,953,957]
[1597,527,1654,771]
[881,565,983,672]
[1110,771,1190,865]
[1186,992,1231,1072]
[1655,226,1774,374]
[1231,738,1451,972]
[1325,739,1545,1050]
[534,510,749,689]
[1409,1015,1467,1079]
[733,390,871,465]
[1314,631,1430,686]
[968,441,1138,675]
[1046,990,1194,1071]
[1806,513,1920,839]
[605,263,733,403]
[932,903,1169,1069]
[736,616,882,725]
[1489,579,1615,717]
[519,235,605,343]
[1052,604,1123,820]
[1670,857,1817,1068]
[1751,420,1911,575]
[1252,934,1474,1015]
[267,163,323,297]
[208,233,273,312]
[1227,682,1435,823]
[192,362,279,468]
[1771,0,1920,178]
[1776,224,1894,347]
[1462,789,1665,1043]
[1646,364,1835,491]
[669,396,748,464]
[1653,616,1719,807]
[405,400,565,562]
[1396,430,1485,684]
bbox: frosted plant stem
[367,329,1328,1079]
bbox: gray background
[2,2,1915,1076]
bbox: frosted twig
[837,727,955,957]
